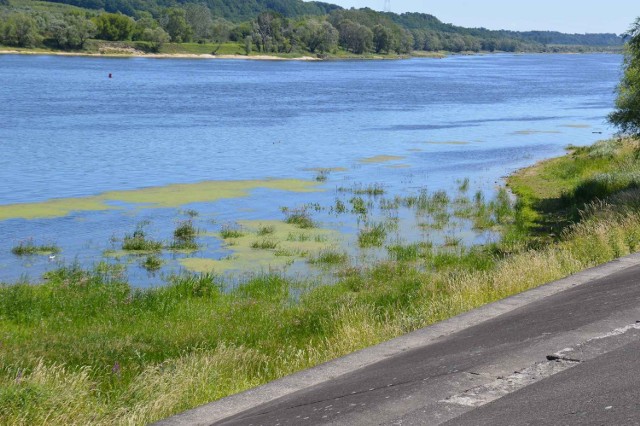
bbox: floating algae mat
[559,124,591,129]
[302,167,349,173]
[0,198,113,221]
[511,130,562,135]
[423,141,471,145]
[0,179,321,221]
[359,155,406,164]
[180,220,342,274]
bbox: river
[0,53,622,286]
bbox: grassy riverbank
[2,138,640,425]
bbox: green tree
[161,8,192,43]
[372,24,393,53]
[423,31,442,51]
[337,19,372,54]
[411,29,426,51]
[140,27,169,52]
[184,3,213,42]
[93,13,134,41]
[252,11,284,53]
[295,19,338,53]
[49,14,96,49]
[132,11,158,41]
[243,34,252,55]
[210,18,232,54]
[2,13,41,47]
[396,28,414,54]
[609,18,640,136]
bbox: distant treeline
[389,12,623,48]
[0,0,623,54]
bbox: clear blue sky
[325,0,636,34]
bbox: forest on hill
[0,0,623,56]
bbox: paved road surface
[157,254,640,426]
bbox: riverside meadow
[1,53,635,424]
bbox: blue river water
[0,53,623,286]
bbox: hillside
[0,0,623,56]
[38,0,342,20]
[390,12,621,47]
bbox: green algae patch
[559,124,591,128]
[423,141,470,145]
[180,252,293,274]
[0,179,320,221]
[102,179,321,208]
[183,220,342,274]
[302,167,348,173]
[0,197,112,221]
[359,155,405,164]
[511,130,562,135]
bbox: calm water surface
[0,54,622,285]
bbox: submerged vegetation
[0,178,320,221]
[2,138,640,424]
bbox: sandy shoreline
[0,49,321,61]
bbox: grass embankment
[2,138,640,425]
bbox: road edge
[155,252,640,426]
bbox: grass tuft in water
[257,225,275,236]
[457,177,470,192]
[251,239,279,250]
[141,255,163,271]
[284,209,315,229]
[11,240,60,256]
[308,249,349,265]
[181,209,199,218]
[168,220,199,251]
[122,226,163,252]
[333,199,347,214]
[349,196,369,216]
[315,169,330,182]
[386,242,432,262]
[358,222,387,248]
[220,223,244,239]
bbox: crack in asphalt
[546,354,583,363]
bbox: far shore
[0,49,322,61]
[0,47,619,61]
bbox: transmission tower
[383,0,391,12]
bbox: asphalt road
[157,254,640,426]
[447,339,640,425]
